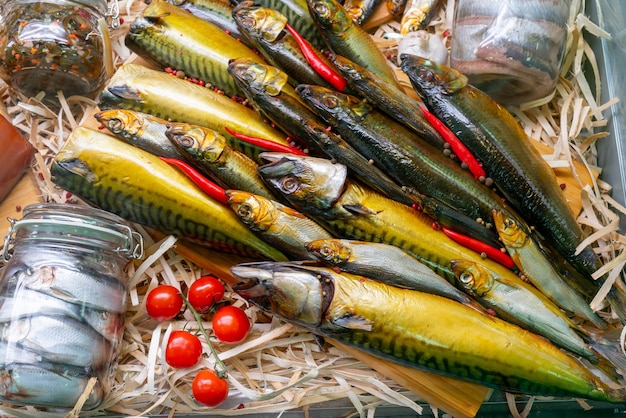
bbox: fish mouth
[295,84,312,98]
[257,153,298,179]
[231,264,276,311]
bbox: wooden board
[0,172,42,239]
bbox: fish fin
[107,85,143,102]
[331,313,373,331]
[312,334,330,352]
[52,159,98,183]
[342,204,377,216]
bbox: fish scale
[232,262,625,402]
[51,126,287,261]
[126,0,266,98]
[98,63,289,162]
[399,56,626,323]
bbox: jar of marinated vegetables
[0,203,143,410]
[0,0,117,103]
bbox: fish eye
[458,271,474,287]
[280,175,300,194]
[236,204,254,222]
[241,16,257,30]
[319,245,333,258]
[108,118,124,133]
[418,68,435,86]
[177,135,196,148]
[322,95,339,109]
[242,69,257,82]
[313,3,329,17]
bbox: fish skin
[305,0,402,89]
[226,190,333,260]
[233,3,335,89]
[0,363,103,409]
[227,59,326,156]
[449,259,596,361]
[304,238,482,309]
[231,0,328,51]
[257,153,595,354]
[343,0,381,26]
[50,126,288,262]
[94,109,189,162]
[232,261,625,403]
[162,0,252,47]
[256,152,481,277]
[330,53,445,149]
[0,314,111,368]
[400,55,599,280]
[298,119,419,208]
[400,0,444,35]
[295,84,519,226]
[98,63,289,162]
[165,121,277,199]
[492,210,606,329]
[126,0,265,98]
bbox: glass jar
[0,203,143,410]
[0,0,115,103]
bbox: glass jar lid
[2,203,143,261]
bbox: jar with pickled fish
[0,203,143,410]
[0,0,118,103]
[450,0,571,104]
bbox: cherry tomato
[192,369,229,407]
[165,330,203,369]
[212,305,250,344]
[146,285,184,321]
[188,275,225,314]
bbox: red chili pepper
[440,226,515,269]
[419,105,486,180]
[284,23,348,92]
[224,127,308,156]
[160,157,228,205]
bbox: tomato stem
[284,23,348,92]
[419,105,486,180]
[179,292,229,379]
[160,157,229,205]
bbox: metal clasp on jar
[106,0,121,29]
[1,218,17,263]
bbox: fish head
[228,58,289,97]
[232,262,328,327]
[305,239,352,265]
[306,0,351,34]
[296,84,369,125]
[166,122,225,162]
[94,109,144,139]
[492,210,529,249]
[232,2,287,43]
[400,55,467,96]
[257,152,347,211]
[225,190,277,232]
[449,259,494,297]
[330,55,369,83]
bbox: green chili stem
[179,292,229,378]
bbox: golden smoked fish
[50,127,287,261]
[98,63,289,160]
[232,262,626,403]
